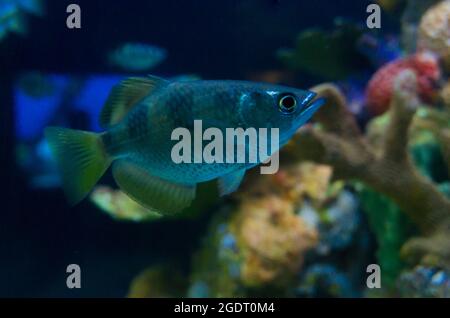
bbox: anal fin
[112,160,195,215]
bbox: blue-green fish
[45,75,324,215]
[109,43,167,72]
[0,0,43,41]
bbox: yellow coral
[418,0,450,71]
[229,195,318,288]
[238,162,334,208]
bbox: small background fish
[108,42,167,72]
[0,0,44,41]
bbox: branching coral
[413,107,450,178]
[284,70,450,268]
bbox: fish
[15,0,44,16]
[18,71,55,98]
[108,43,167,72]
[45,75,325,215]
[0,0,43,41]
[0,1,25,39]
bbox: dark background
[0,0,375,297]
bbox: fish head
[237,83,325,144]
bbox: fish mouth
[291,95,326,131]
[300,95,326,118]
[282,95,326,144]
[300,91,317,109]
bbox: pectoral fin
[218,169,246,196]
[112,160,195,215]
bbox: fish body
[104,80,317,182]
[46,75,324,215]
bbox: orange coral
[229,195,318,288]
[239,162,333,207]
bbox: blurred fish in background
[108,42,167,72]
[17,71,55,98]
[0,0,44,41]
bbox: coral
[365,52,440,115]
[317,190,360,254]
[127,265,187,298]
[358,104,450,289]
[295,264,356,298]
[400,0,441,53]
[231,196,318,288]
[418,0,450,72]
[440,80,450,110]
[189,175,319,297]
[411,107,450,180]
[238,162,334,207]
[306,189,361,255]
[397,265,450,297]
[188,210,244,297]
[356,185,417,289]
[188,158,371,297]
[284,70,450,269]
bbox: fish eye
[278,93,297,114]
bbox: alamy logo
[366,264,381,289]
[66,264,81,289]
[366,4,381,29]
[171,120,280,174]
[66,4,81,29]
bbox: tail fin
[45,127,111,205]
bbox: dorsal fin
[99,75,169,128]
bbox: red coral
[365,52,440,116]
